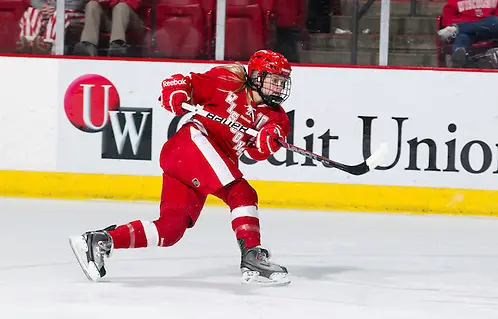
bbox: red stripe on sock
[108,220,148,249]
[231,216,261,248]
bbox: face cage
[251,71,292,107]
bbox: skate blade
[241,271,291,286]
[68,235,102,282]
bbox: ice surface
[1,197,498,319]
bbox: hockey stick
[181,103,388,175]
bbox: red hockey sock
[108,220,148,249]
[214,179,261,249]
[231,206,261,248]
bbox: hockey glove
[256,123,284,155]
[160,74,191,115]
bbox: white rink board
[0,58,58,172]
[1,56,498,190]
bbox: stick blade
[366,143,388,170]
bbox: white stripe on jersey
[20,7,43,41]
[43,11,85,42]
[20,8,85,42]
[190,126,235,186]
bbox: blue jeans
[452,16,498,53]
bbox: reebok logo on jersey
[162,79,187,87]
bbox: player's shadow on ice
[289,265,360,280]
[109,275,263,295]
[108,265,359,295]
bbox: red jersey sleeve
[190,69,216,106]
[190,66,245,106]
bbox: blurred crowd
[15,0,148,56]
[2,0,498,68]
[8,0,313,60]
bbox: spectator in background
[72,0,144,57]
[274,0,308,63]
[307,0,331,34]
[17,0,85,54]
[438,0,498,67]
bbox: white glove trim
[166,90,189,115]
[256,125,283,154]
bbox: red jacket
[442,0,498,26]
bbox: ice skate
[238,239,290,286]
[69,225,115,281]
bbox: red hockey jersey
[442,0,498,26]
[188,65,290,163]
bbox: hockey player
[69,50,292,285]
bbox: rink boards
[0,56,497,216]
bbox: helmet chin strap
[246,72,281,108]
[256,86,282,108]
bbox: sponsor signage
[64,74,153,161]
[0,57,495,190]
